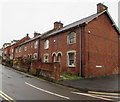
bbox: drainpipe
[118,35,120,70]
[79,26,82,76]
[38,38,40,61]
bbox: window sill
[44,48,49,50]
[68,42,76,45]
[68,65,75,68]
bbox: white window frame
[53,54,56,62]
[24,46,27,51]
[57,53,62,62]
[11,49,14,53]
[33,53,38,59]
[68,32,76,44]
[34,41,38,49]
[44,54,49,62]
[19,47,21,52]
[44,40,49,49]
[10,54,13,59]
[67,50,76,67]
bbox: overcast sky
[0,0,119,48]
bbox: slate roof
[18,34,41,46]
[17,29,56,47]
[41,10,119,39]
[13,40,19,42]
[17,10,120,47]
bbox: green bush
[5,59,12,64]
[13,60,18,65]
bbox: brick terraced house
[2,34,30,61]
[14,33,40,60]
[39,3,120,77]
[2,3,120,79]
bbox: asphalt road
[0,64,119,101]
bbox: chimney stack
[54,21,63,30]
[34,32,40,37]
[26,33,29,37]
[97,3,108,13]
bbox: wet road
[0,64,119,101]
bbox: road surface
[0,64,119,101]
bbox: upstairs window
[34,41,38,49]
[15,48,18,53]
[68,32,76,44]
[19,47,21,52]
[11,49,14,53]
[24,46,27,51]
[44,40,49,49]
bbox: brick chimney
[26,33,29,37]
[34,32,40,37]
[54,21,63,30]
[97,3,108,13]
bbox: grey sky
[0,0,119,48]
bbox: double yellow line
[0,90,16,102]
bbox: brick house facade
[39,3,119,77]
[14,33,39,61]
[2,34,30,60]
[2,3,120,78]
[3,45,10,60]
[14,34,30,59]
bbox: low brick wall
[31,60,60,80]
[13,65,29,72]
[13,60,31,72]
[2,60,13,67]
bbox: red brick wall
[40,28,81,75]
[14,35,30,59]
[118,36,120,73]
[31,61,60,80]
[84,13,119,77]
[9,44,15,59]
[14,39,39,59]
[3,46,10,59]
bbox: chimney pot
[54,21,63,30]
[34,32,40,37]
[97,3,108,13]
[26,34,29,37]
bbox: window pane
[44,40,49,49]
[53,55,56,62]
[68,53,75,66]
[69,60,74,65]
[69,32,75,44]
[44,55,48,62]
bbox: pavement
[59,74,120,93]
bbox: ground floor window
[67,51,76,67]
[57,53,61,62]
[53,54,56,62]
[33,53,38,59]
[44,54,49,62]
